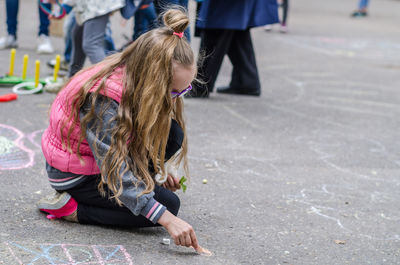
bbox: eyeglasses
[171,84,192,99]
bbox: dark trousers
[6,0,51,37]
[38,2,51,36]
[5,0,18,37]
[63,178,180,227]
[60,120,183,227]
[281,0,289,26]
[133,3,157,40]
[196,29,261,94]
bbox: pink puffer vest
[41,64,125,175]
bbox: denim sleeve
[80,95,166,223]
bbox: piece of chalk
[162,238,170,245]
[202,179,208,184]
[0,93,17,102]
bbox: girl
[154,0,190,41]
[38,8,205,252]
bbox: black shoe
[185,89,209,98]
[216,86,260,96]
[351,11,367,17]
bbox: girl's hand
[162,175,181,192]
[158,210,200,249]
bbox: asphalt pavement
[0,0,400,264]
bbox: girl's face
[171,62,196,100]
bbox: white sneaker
[264,25,273,31]
[0,35,18,49]
[279,25,288,33]
[37,34,54,54]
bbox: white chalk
[162,238,170,245]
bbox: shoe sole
[37,50,54,54]
[37,192,71,210]
[0,45,18,49]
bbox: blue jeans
[104,22,115,54]
[5,0,18,37]
[38,2,51,36]
[358,0,369,9]
[4,0,50,37]
[133,3,157,40]
[63,12,76,63]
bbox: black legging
[281,0,289,26]
[63,177,180,227]
[61,120,183,227]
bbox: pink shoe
[37,192,77,219]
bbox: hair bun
[162,8,189,34]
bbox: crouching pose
[38,8,203,250]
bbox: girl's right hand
[162,175,181,192]
[158,210,200,249]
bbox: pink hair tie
[173,32,184,38]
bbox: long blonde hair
[60,8,194,203]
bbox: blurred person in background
[0,0,55,53]
[132,0,157,40]
[189,0,279,98]
[264,0,289,33]
[351,0,369,17]
[62,0,125,77]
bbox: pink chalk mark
[4,242,24,265]
[91,245,106,265]
[27,129,45,149]
[0,124,35,170]
[53,259,130,265]
[61,244,75,264]
[42,243,133,265]
[5,242,134,265]
[119,245,134,265]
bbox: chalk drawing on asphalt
[0,124,36,170]
[4,242,133,265]
[276,35,400,62]
[286,129,400,241]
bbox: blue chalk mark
[104,246,121,260]
[8,242,67,265]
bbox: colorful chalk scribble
[0,124,43,170]
[4,242,133,265]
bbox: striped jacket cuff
[140,198,166,224]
